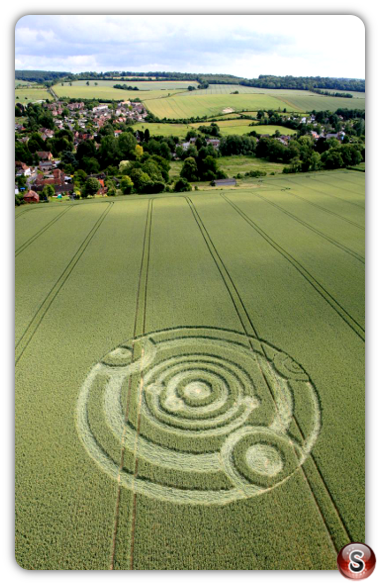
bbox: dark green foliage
[173,177,192,192]
[82,177,100,197]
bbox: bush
[120,176,134,194]
[15,194,24,206]
[173,178,192,192]
[244,170,267,178]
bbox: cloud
[15,15,365,78]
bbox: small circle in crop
[337,543,376,579]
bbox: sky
[15,15,365,79]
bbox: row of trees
[255,135,363,172]
[240,75,365,92]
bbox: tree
[173,177,192,192]
[175,146,184,159]
[41,184,55,200]
[82,177,100,197]
[86,81,90,86]
[135,144,144,158]
[340,144,362,167]
[99,135,119,168]
[120,175,134,194]
[288,157,303,173]
[128,168,152,193]
[77,139,96,163]
[180,157,199,181]
[16,174,27,190]
[38,111,55,130]
[186,145,198,159]
[26,132,45,153]
[15,142,32,165]
[73,169,87,188]
[82,157,100,174]
[321,149,344,169]
[118,132,137,159]
[61,150,78,170]
[198,155,218,180]
[159,142,171,160]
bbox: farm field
[177,85,365,113]
[58,80,199,90]
[191,120,297,136]
[15,170,364,569]
[315,89,365,99]
[53,80,198,102]
[180,84,316,97]
[15,88,51,103]
[133,122,193,138]
[15,79,37,86]
[143,93,302,119]
[276,94,365,112]
[53,84,181,102]
[51,82,364,117]
[133,121,297,139]
[169,156,286,180]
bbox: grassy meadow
[49,81,365,118]
[191,120,298,136]
[58,79,198,90]
[143,92,301,119]
[15,88,51,103]
[169,156,286,180]
[15,170,364,569]
[133,120,297,139]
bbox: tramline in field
[15,170,365,569]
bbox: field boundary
[109,199,153,570]
[220,194,364,342]
[15,203,113,364]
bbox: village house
[275,135,291,145]
[15,161,31,176]
[23,190,39,204]
[326,131,346,141]
[36,151,53,161]
[92,104,109,114]
[205,138,220,149]
[39,128,54,140]
[39,161,55,172]
[34,168,66,187]
[67,102,85,111]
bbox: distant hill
[15,70,365,92]
[15,70,70,83]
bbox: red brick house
[23,190,39,203]
[35,168,65,187]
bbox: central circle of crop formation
[76,327,321,505]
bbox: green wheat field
[15,170,365,569]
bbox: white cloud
[15,15,365,78]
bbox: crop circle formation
[76,327,321,505]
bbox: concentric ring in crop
[76,327,321,504]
